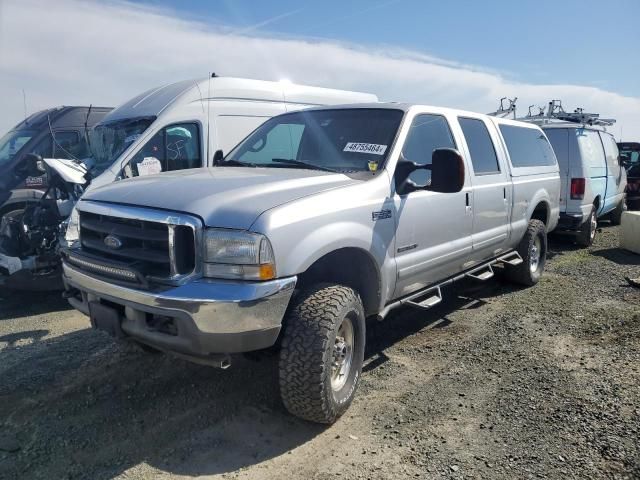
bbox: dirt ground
[1,225,639,480]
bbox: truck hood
[81,167,361,229]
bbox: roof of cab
[100,76,378,124]
[12,105,112,131]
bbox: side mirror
[395,148,465,195]
[429,148,465,193]
[212,149,224,166]
[620,153,630,168]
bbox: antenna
[22,89,27,120]
[487,97,517,119]
[206,73,212,164]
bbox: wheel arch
[296,247,382,317]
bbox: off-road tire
[609,200,626,226]
[505,219,547,286]
[576,207,597,247]
[278,284,365,424]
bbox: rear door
[575,129,607,215]
[544,128,570,212]
[457,116,510,259]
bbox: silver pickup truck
[62,103,560,424]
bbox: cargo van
[618,142,640,210]
[543,124,626,245]
[64,76,377,242]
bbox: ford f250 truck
[62,104,560,424]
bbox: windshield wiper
[221,159,256,167]
[271,158,337,172]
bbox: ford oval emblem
[104,234,123,250]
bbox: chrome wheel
[331,314,355,391]
[529,236,542,273]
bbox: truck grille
[78,210,196,282]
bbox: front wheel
[278,284,365,424]
[609,200,626,226]
[505,219,547,286]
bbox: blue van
[543,124,627,246]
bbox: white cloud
[1,0,638,140]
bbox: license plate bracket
[89,301,125,338]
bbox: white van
[87,76,377,188]
[543,124,627,246]
[63,76,377,241]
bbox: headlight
[64,207,80,245]
[203,229,276,281]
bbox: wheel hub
[529,236,541,273]
[331,316,354,391]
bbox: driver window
[401,114,456,186]
[126,123,200,177]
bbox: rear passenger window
[459,117,499,174]
[402,114,456,186]
[499,125,556,167]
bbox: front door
[393,113,473,298]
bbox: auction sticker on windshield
[343,142,388,155]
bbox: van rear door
[544,128,570,212]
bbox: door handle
[465,192,471,212]
[503,187,507,201]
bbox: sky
[0,0,639,139]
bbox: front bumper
[62,261,297,356]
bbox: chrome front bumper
[62,262,297,354]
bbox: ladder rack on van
[487,97,518,119]
[516,100,616,127]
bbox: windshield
[89,116,155,176]
[0,129,37,166]
[226,108,404,173]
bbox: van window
[576,129,606,170]
[499,125,556,168]
[127,123,200,177]
[458,117,499,174]
[402,114,456,185]
[600,132,620,170]
[544,129,569,172]
[239,123,305,165]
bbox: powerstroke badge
[344,142,388,155]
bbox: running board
[403,286,442,310]
[497,251,523,266]
[466,265,494,281]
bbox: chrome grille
[75,202,200,285]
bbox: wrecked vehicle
[62,103,560,423]
[0,106,111,290]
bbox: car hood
[81,167,361,229]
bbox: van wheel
[576,207,597,247]
[609,200,626,226]
[505,219,547,286]
[279,284,365,424]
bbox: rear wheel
[505,219,547,286]
[576,207,597,247]
[278,284,365,424]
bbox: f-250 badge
[371,209,392,221]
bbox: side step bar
[403,286,442,310]
[376,250,524,320]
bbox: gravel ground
[0,224,639,480]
